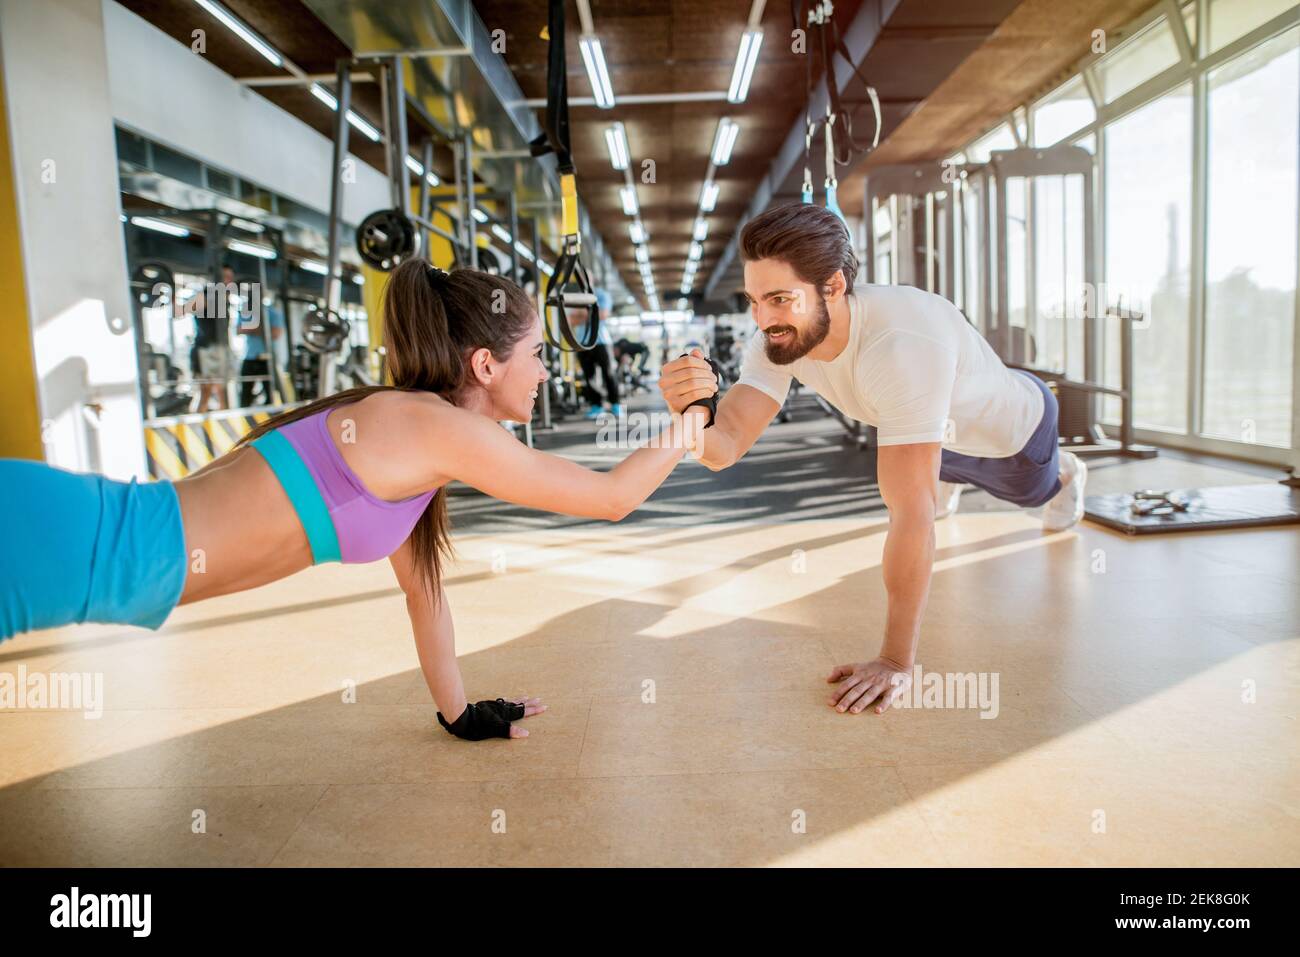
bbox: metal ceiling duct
[302,0,627,299]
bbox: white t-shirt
[737,284,1044,459]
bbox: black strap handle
[544,251,601,352]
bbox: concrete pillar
[0,0,143,478]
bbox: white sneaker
[936,481,963,519]
[1042,451,1088,531]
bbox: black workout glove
[679,354,724,428]
[437,698,526,741]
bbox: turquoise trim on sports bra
[249,430,342,564]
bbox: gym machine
[863,162,955,299]
[987,146,1155,461]
[865,148,1157,461]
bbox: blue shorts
[0,459,188,642]
[938,371,1062,508]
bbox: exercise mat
[1085,483,1300,535]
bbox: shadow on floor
[3,510,1294,866]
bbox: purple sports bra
[274,405,437,564]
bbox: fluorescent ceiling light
[228,239,276,260]
[471,209,489,224]
[693,218,708,241]
[230,217,264,233]
[579,35,615,109]
[605,123,629,170]
[346,111,381,142]
[620,185,638,217]
[635,246,649,264]
[688,242,703,262]
[629,222,646,244]
[699,180,720,213]
[193,0,282,67]
[404,155,442,187]
[309,83,381,143]
[539,260,555,277]
[727,29,764,104]
[711,117,740,166]
[491,224,513,244]
[310,84,338,109]
[131,216,189,237]
[299,259,329,275]
[352,273,365,285]
[515,241,536,262]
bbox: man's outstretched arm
[827,441,942,714]
[658,350,779,471]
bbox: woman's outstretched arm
[432,404,711,520]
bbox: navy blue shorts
[938,371,1062,508]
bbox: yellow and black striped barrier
[143,406,296,480]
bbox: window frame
[956,0,1300,467]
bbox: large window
[954,0,1300,463]
[1095,15,1181,102]
[1202,27,1299,447]
[1207,0,1295,52]
[1033,173,1086,378]
[1103,85,1193,433]
[1032,76,1096,146]
[967,123,1017,163]
[959,177,983,331]
[1006,178,1028,339]
[872,197,894,284]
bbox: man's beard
[763,295,831,365]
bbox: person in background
[613,336,650,393]
[572,288,624,420]
[240,294,286,407]
[189,264,238,411]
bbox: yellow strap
[560,172,578,239]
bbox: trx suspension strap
[801,116,816,205]
[800,6,816,206]
[823,100,845,223]
[794,1,883,217]
[530,0,600,352]
[800,26,816,205]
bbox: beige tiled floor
[1,513,1296,866]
